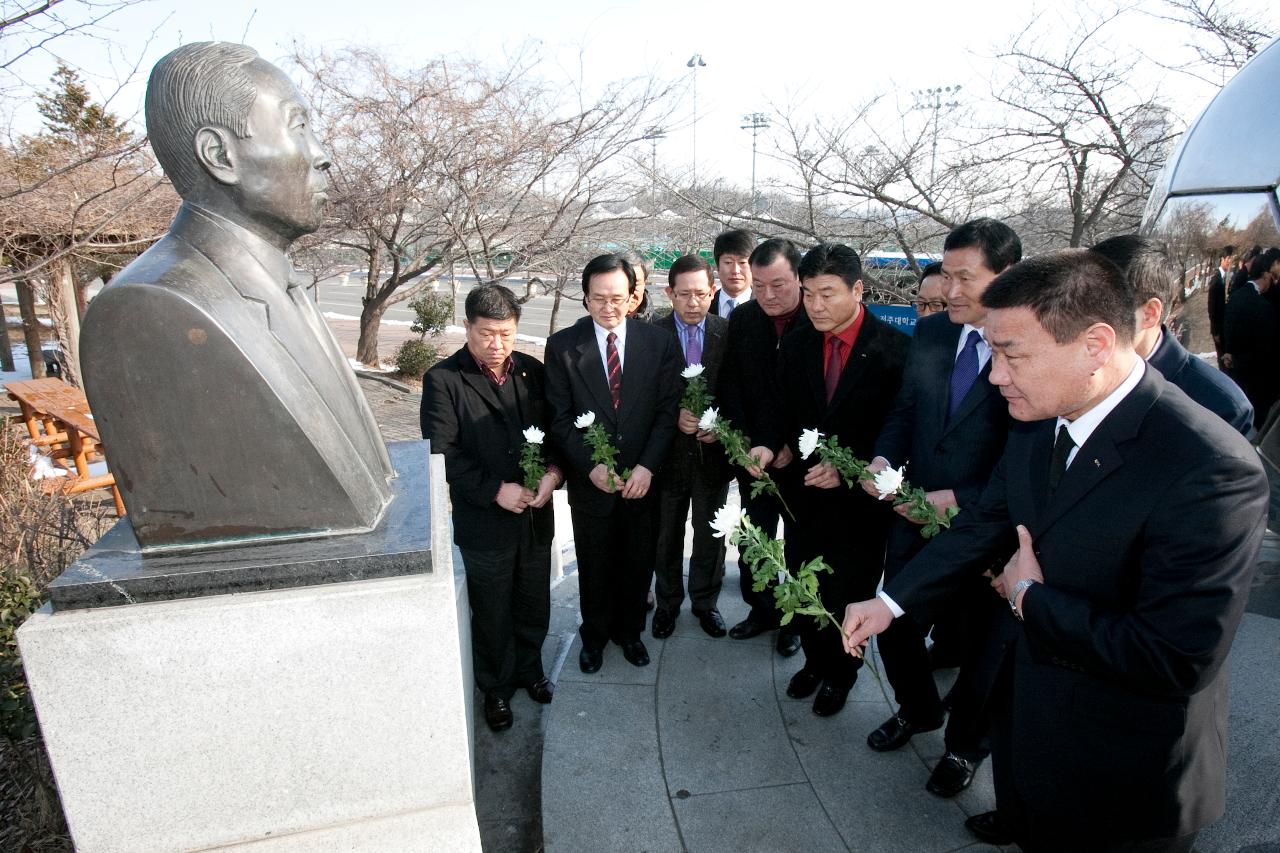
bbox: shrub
[408,293,452,338]
[395,338,438,379]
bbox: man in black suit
[844,249,1268,852]
[1223,247,1280,430]
[651,255,733,639]
[1093,235,1254,438]
[708,229,754,318]
[544,254,682,674]
[775,243,909,717]
[421,285,563,732]
[861,219,1022,797]
[1205,244,1234,365]
[718,238,811,656]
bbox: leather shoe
[620,639,650,667]
[729,617,774,640]
[964,810,1013,845]
[579,645,602,674]
[927,752,977,798]
[775,630,801,657]
[786,667,822,699]
[525,677,554,704]
[651,608,676,639]
[483,692,513,732]
[693,608,726,638]
[812,683,850,717]
[866,713,945,752]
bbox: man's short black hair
[748,237,803,275]
[1220,244,1237,258]
[581,253,637,296]
[465,283,521,323]
[1249,248,1280,280]
[1091,234,1180,313]
[713,229,755,262]
[668,254,714,287]
[981,249,1135,345]
[920,261,944,283]
[944,218,1023,274]
[798,243,863,288]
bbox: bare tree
[1147,0,1276,83]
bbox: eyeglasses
[672,291,713,303]
[587,295,630,308]
[912,300,948,312]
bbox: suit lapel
[459,353,505,416]
[704,318,727,369]
[927,321,964,439]
[617,318,653,425]
[942,361,996,437]
[803,326,828,411]
[827,314,877,411]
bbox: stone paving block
[658,636,806,796]
[671,782,848,853]
[542,680,681,853]
[785,699,988,853]
[1197,613,1280,853]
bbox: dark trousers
[458,519,551,699]
[737,477,785,624]
[653,471,729,614]
[571,496,657,649]
[878,572,1000,760]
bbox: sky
[3,0,1271,195]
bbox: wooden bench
[5,378,126,516]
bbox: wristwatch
[1008,578,1038,621]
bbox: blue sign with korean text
[867,304,918,337]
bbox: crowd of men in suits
[1207,244,1280,431]
[422,220,1267,852]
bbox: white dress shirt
[719,287,751,319]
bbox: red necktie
[606,332,621,410]
[825,336,843,403]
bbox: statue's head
[146,42,331,247]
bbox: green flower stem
[712,417,795,521]
[583,422,630,491]
[815,435,957,540]
[519,442,546,491]
[679,374,711,418]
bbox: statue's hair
[145,42,260,197]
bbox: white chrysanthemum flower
[697,406,719,431]
[523,426,545,444]
[709,503,746,539]
[797,428,824,461]
[681,363,705,379]
[873,465,906,499]
[574,411,596,429]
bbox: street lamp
[911,84,962,185]
[642,125,666,209]
[687,53,706,187]
[740,111,770,208]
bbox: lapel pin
[1093,458,1100,467]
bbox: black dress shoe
[866,713,945,752]
[620,639,650,667]
[651,608,677,639]
[927,752,977,798]
[483,692,513,732]
[964,810,1014,845]
[775,630,801,657]
[579,645,603,674]
[693,608,727,638]
[812,683,850,717]
[525,677,554,704]
[729,617,774,640]
[786,667,823,699]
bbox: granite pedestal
[17,443,482,852]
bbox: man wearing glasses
[544,254,683,674]
[650,255,733,640]
[913,262,949,319]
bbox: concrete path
[541,486,1280,853]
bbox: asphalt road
[312,271,673,339]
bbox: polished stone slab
[49,440,431,610]
[658,635,805,795]
[671,783,848,853]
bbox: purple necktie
[685,325,702,366]
[824,336,843,402]
[948,330,982,419]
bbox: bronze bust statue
[80,42,394,550]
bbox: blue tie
[948,330,982,419]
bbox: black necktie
[1048,423,1075,493]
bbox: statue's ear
[194,126,239,186]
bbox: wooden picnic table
[5,377,126,516]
